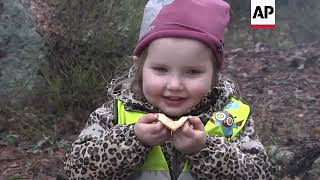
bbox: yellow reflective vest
[116,97,250,172]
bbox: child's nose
[166,75,183,91]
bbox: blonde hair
[130,49,148,98]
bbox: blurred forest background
[0,0,320,179]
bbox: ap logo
[251,0,275,28]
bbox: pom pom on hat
[134,0,230,70]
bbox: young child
[64,0,274,179]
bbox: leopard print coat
[64,74,274,180]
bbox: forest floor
[0,42,319,179]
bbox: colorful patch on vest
[210,111,243,138]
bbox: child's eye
[186,69,202,75]
[152,67,167,73]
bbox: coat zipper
[172,148,179,180]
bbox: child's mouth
[163,96,185,106]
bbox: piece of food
[157,113,189,131]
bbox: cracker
[157,113,189,131]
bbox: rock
[267,138,320,178]
[288,55,306,69]
[308,157,320,176]
[0,0,45,107]
[255,42,271,53]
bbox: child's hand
[172,116,206,155]
[134,113,171,146]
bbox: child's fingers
[188,116,204,131]
[159,125,171,137]
[150,121,166,133]
[138,113,158,123]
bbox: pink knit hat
[134,0,230,70]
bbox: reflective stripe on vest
[117,97,250,171]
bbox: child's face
[141,38,215,117]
